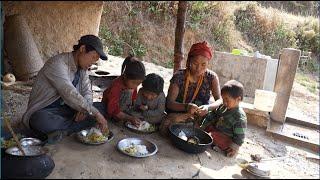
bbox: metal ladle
[187,118,200,145]
[4,116,26,156]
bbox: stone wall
[3,1,104,62]
[209,51,278,98]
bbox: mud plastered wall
[3,1,104,62]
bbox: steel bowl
[5,146,47,157]
[76,129,114,145]
[117,137,158,158]
[20,138,43,147]
[125,121,158,134]
[169,123,213,154]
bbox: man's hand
[95,113,109,134]
[74,112,87,122]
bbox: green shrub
[120,25,147,57]
[146,1,174,23]
[188,1,212,30]
[165,60,174,69]
[99,24,146,58]
[99,26,124,56]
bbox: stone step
[267,120,320,153]
[285,116,320,129]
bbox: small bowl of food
[76,127,114,145]
[117,137,158,158]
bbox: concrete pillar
[263,58,278,91]
[270,48,301,123]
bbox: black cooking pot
[169,123,213,154]
[89,75,118,92]
[1,146,55,179]
[1,134,48,158]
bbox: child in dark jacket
[132,73,166,125]
[102,55,146,127]
[200,80,247,157]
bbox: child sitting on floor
[102,55,146,127]
[131,73,166,125]
[200,80,247,157]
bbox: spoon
[187,121,200,144]
[4,116,26,156]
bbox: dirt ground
[287,81,319,125]
[44,123,319,179]
[2,55,319,179]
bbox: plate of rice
[125,121,158,134]
[117,137,158,158]
[76,127,114,145]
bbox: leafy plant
[99,26,124,56]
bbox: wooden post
[270,48,301,123]
[173,1,188,73]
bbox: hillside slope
[99,1,319,69]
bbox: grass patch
[295,71,319,94]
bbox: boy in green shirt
[200,80,247,157]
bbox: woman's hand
[196,105,209,117]
[187,103,199,115]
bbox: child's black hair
[142,73,164,95]
[121,55,146,80]
[121,54,134,74]
[221,80,244,100]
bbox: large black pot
[89,74,118,92]
[169,123,213,154]
[1,146,55,179]
[1,135,48,159]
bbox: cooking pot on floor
[169,123,213,154]
[1,146,55,179]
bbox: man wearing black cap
[22,34,109,143]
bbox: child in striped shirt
[200,80,247,157]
